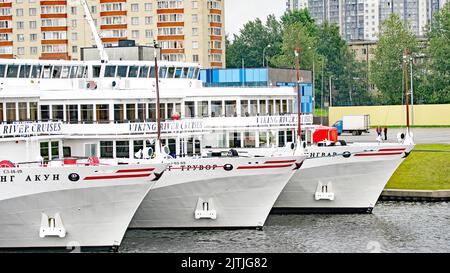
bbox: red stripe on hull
[116,168,155,173]
[354,152,403,157]
[84,173,152,180]
[237,164,293,169]
[378,148,406,152]
[264,160,296,164]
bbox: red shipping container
[312,126,338,143]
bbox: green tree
[370,14,418,105]
[280,9,317,35]
[421,3,450,103]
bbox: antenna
[80,0,109,62]
[295,48,302,141]
[403,49,410,130]
[154,40,162,152]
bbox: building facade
[0,0,225,68]
[287,0,449,41]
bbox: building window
[17,21,24,29]
[71,6,76,15]
[132,30,139,38]
[91,6,97,13]
[192,14,198,22]
[72,46,78,53]
[131,3,139,12]
[16,9,23,16]
[131,17,139,25]
[30,47,38,55]
[145,16,153,25]
[192,41,198,49]
[71,20,77,27]
[30,34,37,41]
[192,27,198,36]
[29,8,36,16]
[18,47,25,55]
[30,21,37,29]
[193,54,199,62]
[192,1,198,8]
[145,3,152,11]
[145,30,153,38]
[17,34,24,42]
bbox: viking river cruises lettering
[0,122,62,137]
[129,120,203,133]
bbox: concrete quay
[380,189,450,201]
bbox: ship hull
[0,163,166,249]
[130,156,304,229]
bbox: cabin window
[52,105,64,121]
[184,101,195,118]
[167,67,175,78]
[96,104,109,123]
[69,66,78,78]
[40,142,49,162]
[114,104,124,123]
[197,101,209,117]
[268,100,274,115]
[174,67,182,78]
[282,99,288,113]
[181,67,189,78]
[269,131,277,146]
[217,133,226,148]
[30,102,38,121]
[175,103,181,116]
[275,100,281,114]
[159,67,167,78]
[19,65,31,78]
[116,140,129,158]
[31,65,42,78]
[126,104,136,121]
[40,105,50,121]
[61,66,70,78]
[18,102,27,121]
[66,104,78,123]
[241,100,249,117]
[148,103,156,121]
[5,102,16,122]
[211,101,222,117]
[228,132,241,148]
[259,132,268,147]
[0,64,5,77]
[104,65,116,77]
[160,103,167,120]
[149,66,156,78]
[139,66,149,78]
[52,66,62,78]
[80,104,94,123]
[260,100,267,115]
[278,131,285,147]
[117,66,128,77]
[128,66,139,78]
[42,65,52,78]
[137,103,146,121]
[0,103,3,122]
[225,100,236,117]
[76,66,86,78]
[193,68,200,79]
[84,143,97,157]
[100,141,114,158]
[250,100,257,116]
[286,130,293,142]
[92,65,101,78]
[51,141,59,160]
[187,67,194,79]
[244,132,256,148]
[133,140,144,156]
[6,64,19,78]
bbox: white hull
[272,143,415,213]
[0,163,167,249]
[130,155,305,228]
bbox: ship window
[287,130,293,142]
[42,65,52,78]
[0,64,5,77]
[244,132,256,148]
[30,102,38,121]
[159,66,167,78]
[185,101,195,118]
[167,67,175,78]
[187,67,194,78]
[197,101,208,117]
[92,65,101,78]
[100,141,113,158]
[52,66,62,78]
[228,132,241,148]
[114,104,124,123]
[137,103,146,121]
[52,105,64,121]
[133,140,144,156]
[0,103,3,122]
[66,104,78,123]
[149,66,156,78]
[19,65,31,78]
[80,104,94,123]
[174,67,182,78]
[126,104,136,121]
[6,102,16,122]
[139,66,149,78]
[250,100,257,116]
[128,66,139,78]
[278,131,285,147]
[117,66,128,77]
[40,105,50,121]
[181,67,189,78]
[259,100,267,115]
[76,66,86,78]
[31,65,42,78]
[259,131,268,147]
[18,102,27,121]
[211,101,222,117]
[61,66,70,78]
[96,104,109,123]
[104,65,116,77]
[6,64,19,78]
[241,100,249,117]
[116,140,129,158]
[148,103,156,121]
[40,142,49,162]
[69,66,77,78]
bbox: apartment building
[287,0,448,41]
[0,0,225,68]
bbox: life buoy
[0,160,15,168]
[88,156,100,166]
[87,80,97,90]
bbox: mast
[403,49,410,130]
[154,42,162,152]
[295,48,302,140]
[81,0,109,62]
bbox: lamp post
[262,44,271,67]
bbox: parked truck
[332,115,370,135]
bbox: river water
[120,201,450,253]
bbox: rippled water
[120,202,450,253]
